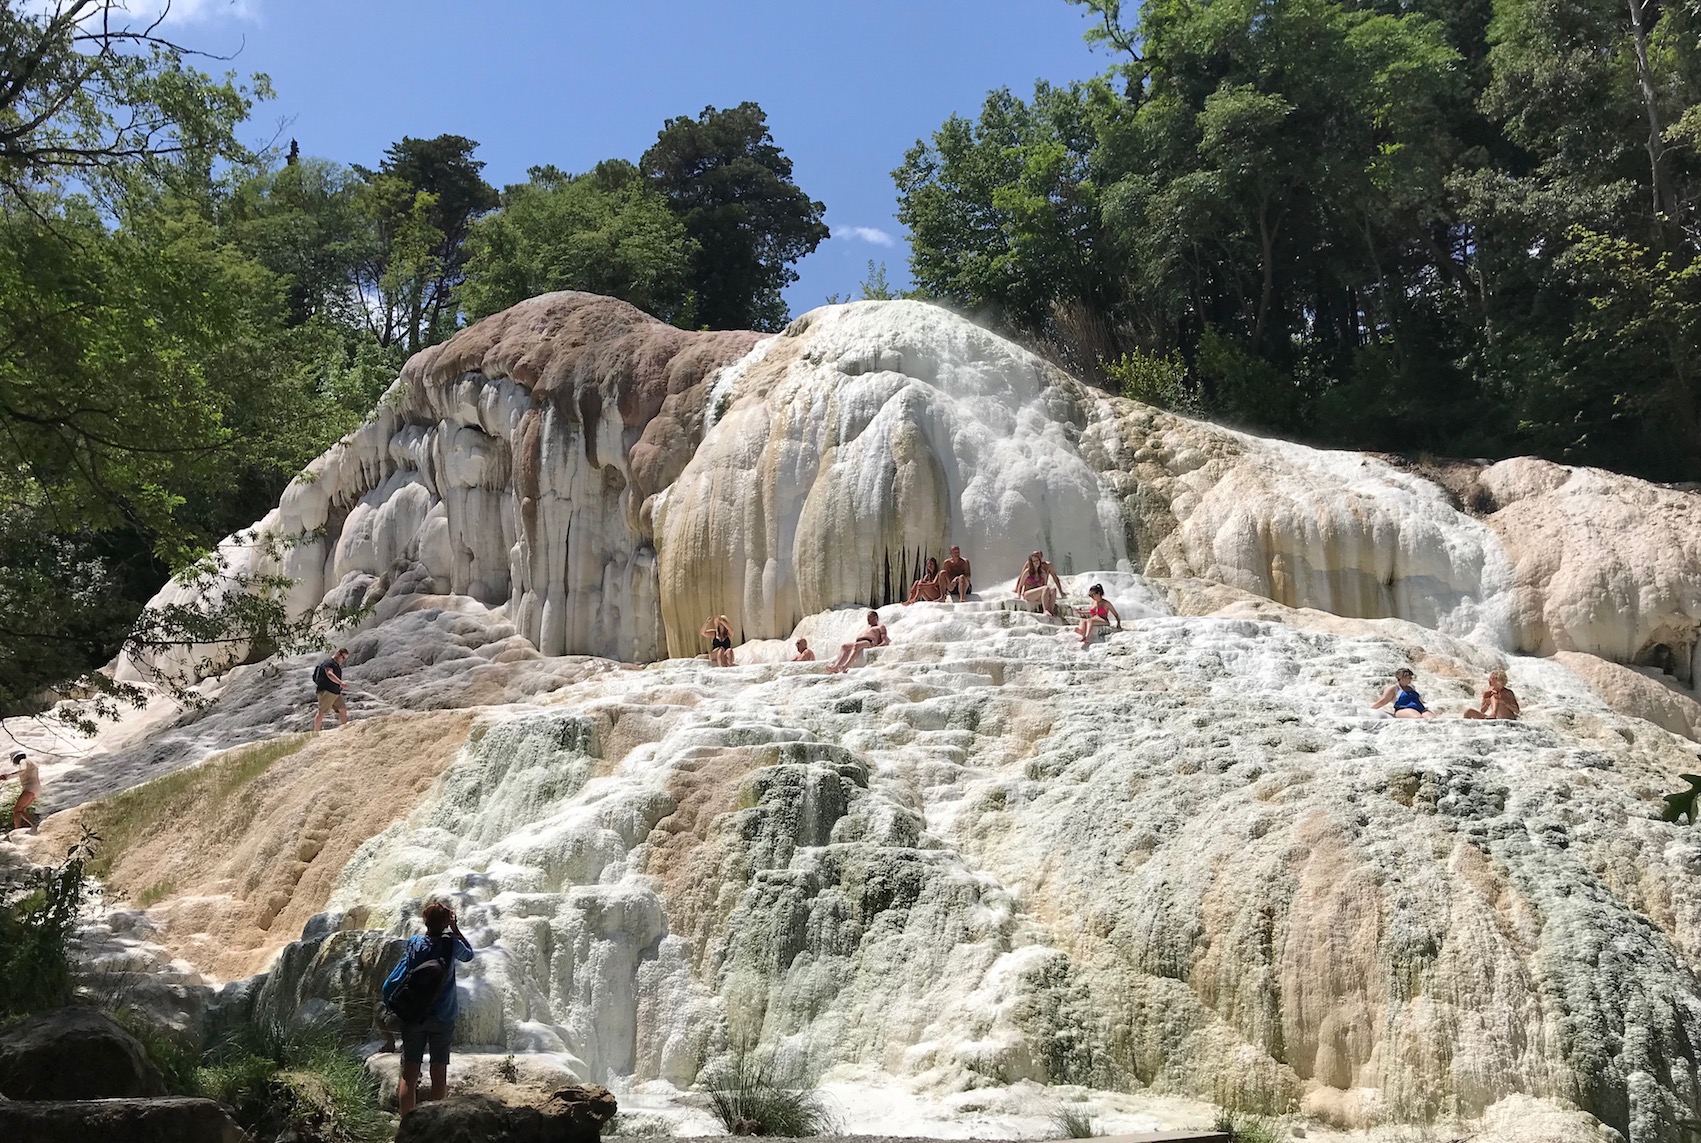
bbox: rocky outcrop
[0,1097,245,1143]
[393,1086,617,1143]
[0,1007,165,1100]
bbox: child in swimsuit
[1075,584,1122,646]
[1371,668,1434,719]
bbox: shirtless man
[827,611,889,673]
[1463,669,1520,720]
[2,750,40,833]
[793,638,816,662]
[939,545,972,603]
[1014,550,1064,617]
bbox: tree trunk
[1628,0,1679,230]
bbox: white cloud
[23,1,259,27]
[840,225,896,247]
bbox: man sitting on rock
[826,611,889,673]
[939,545,972,603]
[793,638,815,661]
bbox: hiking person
[940,545,972,602]
[1464,669,1521,720]
[1371,668,1434,719]
[313,648,350,732]
[827,611,889,673]
[793,638,816,662]
[382,899,475,1116]
[1014,550,1063,617]
[903,556,946,604]
[1074,584,1122,646]
[2,750,40,834]
[701,616,735,667]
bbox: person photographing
[381,899,475,1115]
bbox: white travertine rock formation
[73,292,1701,1141]
[119,295,1701,720]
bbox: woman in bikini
[1074,584,1122,646]
[1013,550,1063,617]
[1371,667,1434,719]
[700,615,735,667]
[904,557,946,605]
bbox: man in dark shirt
[312,648,350,732]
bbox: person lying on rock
[701,615,735,667]
[1014,550,1063,617]
[827,610,890,673]
[382,899,475,1116]
[2,750,40,834]
[1075,584,1122,646]
[1371,668,1435,719]
[793,638,815,662]
[904,556,947,604]
[940,545,972,603]
[1463,669,1520,720]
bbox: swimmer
[1014,550,1063,617]
[700,615,735,667]
[1371,668,1434,719]
[827,611,889,673]
[1074,584,1122,646]
[1463,669,1520,720]
[904,556,946,605]
[793,638,816,662]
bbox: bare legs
[1075,616,1108,646]
[12,789,36,831]
[827,641,869,673]
[397,1060,448,1117]
[1021,586,1058,616]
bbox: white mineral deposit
[20,294,1701,1143]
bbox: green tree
[353,134,497,351]
[641,102,828,330]
[460,160,697,323]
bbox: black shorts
[400,1019,454,1066]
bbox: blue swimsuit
[1393,685,1427,714]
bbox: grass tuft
[702,1049,836,1138]
[84,735,307,881]
[1214,1110,1282,1143]
[1052,1102,1100,1138]
[602,1112,677,1136]
[200,1009,387,1143]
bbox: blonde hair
[1488,668,1508,685]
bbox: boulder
[0,1007,165,1100]
[0,1096,244,1143]
[394,1085,617,1143]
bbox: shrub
[200,1010,387,1143]
[1052,1102,1100,1138]
[1214,1110,1282,1143]
[602,1112,676,1136]
[702,1049,836,1137]
[1103,348,1205,417]
[0,829,97,1018]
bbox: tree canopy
[641,102,829,331]
[897,0,1701,481]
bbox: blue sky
[158,0,1113,319]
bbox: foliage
[82,735,307,882]
[200,1010,388,1143]
[1214,1110,1282,1143]
[1103,348,1202,416]
[642,102,829,330]
[603,1112,677,1137]
[859,259,898,301]
[461,160,697,323]
[701,1049,837,1137]
[352,134,497,352]
[896,0,1701,481]
[110,1006,204,1096]
[0,829,97,1018]
[1051,1102,1101,1138]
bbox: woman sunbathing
[1074,584,1122,646]
[904,556,946,605]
